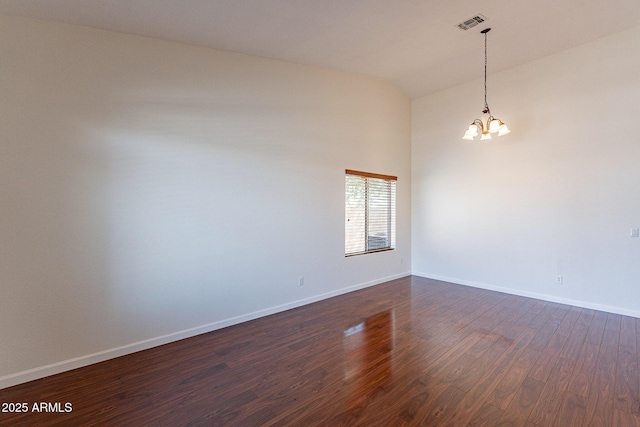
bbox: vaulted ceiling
[1,0,639,98]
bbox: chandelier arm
[472,118,485,133]
[486,116,494,126]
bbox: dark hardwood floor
[1,276,639,426]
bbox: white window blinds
[345,170,397,256]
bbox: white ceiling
[1,0,639,98]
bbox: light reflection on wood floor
[0,275,638,426]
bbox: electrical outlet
[298,276,304,286]
[556,276,563,284]
[631,228,639,238]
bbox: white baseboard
[0,271,411,390]
[412,271,640,319]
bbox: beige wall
[0,15,411,387]
[412,25,640,316]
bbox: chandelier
[462,28,510,140]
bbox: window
[345,169,396,256]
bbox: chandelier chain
[484,30,489,113]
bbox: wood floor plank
[586,311,608,346]
[452,353,490,393]
[602,312,622,349]
[528,330,568,383]
[520,302,557,330]
[566,341,600,398]
[438,326,538,426]
[559,322,588,362]
[553,391,587,427]
[438,364,508,427]
[614,350,639,413]
[556,306,582,336]
[613,409,640,426]
[0,276,637,427]
[419,384,466,425]
[529,313,562,351]
[489,346,540,410]
[583,344,618,427]
[620,315,638,355]
[527,356,575,426]
[466,403,504,427]
[494,376,545,427]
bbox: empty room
[1,1,639,426]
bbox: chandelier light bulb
[489,119,501,133]
[498,123,511,136]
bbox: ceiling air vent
[457,14,487,31]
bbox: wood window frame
[345,169,397,257]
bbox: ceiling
[1,0,639,98]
